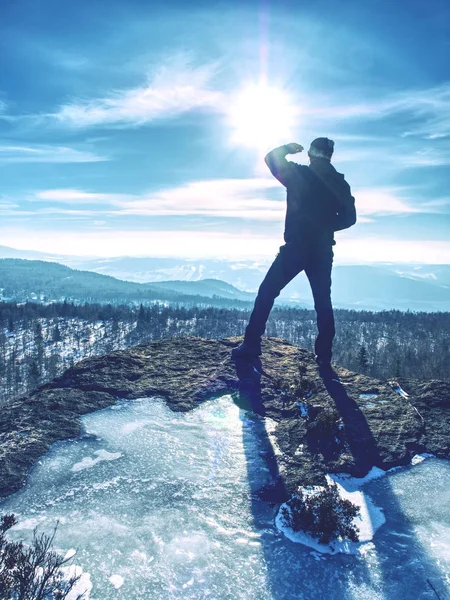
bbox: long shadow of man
[231,355,449,599]
[232,356,289,502]
[319,367,383,475]
[232,358,375,600]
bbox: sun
[227,83,298,151]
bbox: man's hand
[284,143,303,154]
[265,143,303,185]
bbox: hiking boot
[231,342,262,360]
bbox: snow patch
[71,449,122,472]
[411,453,435,465]
[130,549,151,562]
[63,548,77,561]
[109,574,125,589]
[61,565,92,599]
[11,516,47,531]
[276,456,438,554]
[182,577,195,589]
[264,418,282,456]
[329,467,387,492]
[294,444,305,456]
[276,467,386,555]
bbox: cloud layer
[0,1,449,265]
[54,55,223,127]
[0,144,107,163]
[26,179,422,221]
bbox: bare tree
[0,514,86,600]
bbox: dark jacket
[265,147,356,245]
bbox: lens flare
[227,83,298,151]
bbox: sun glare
[227,83,298,151]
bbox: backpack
[309,160,357,231]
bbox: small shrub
[0,514,85,600]
[275,363,315,406]
[281,482,360,544]
[308,408,341,437]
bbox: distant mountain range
[0,245,449,312]
[0,259,255,307]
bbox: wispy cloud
[0,199,19,210]
[0,209,37,217]
[33,179,284,220]
[35,189,126,203]
[0,198,34,216]
[399,147,450,167]
[124,181,420,220]
[0,144,108,163]
[34,207,97,216]
[397,84,450,138]
[310,83,450,139]
[335,144,450,169]
[116,179,283,220]
[354,187,420,216]
[32,180,423,221]
[54,54,223,127]
[420,197,450,212]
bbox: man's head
[308,137,334,161]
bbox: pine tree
[28,359,41,390]
[34,322,44,366]
[52,324,62,342]
[357,345,369,373]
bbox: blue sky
[1,0,450,263]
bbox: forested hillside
[0,259,253,307]
[1,301,448,404]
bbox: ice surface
[295,401,310,417]
[390,381,410,398]
[109,574,125,589]
[71,449,122,472]
[1,396,449,599]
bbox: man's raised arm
[264,143,303,187]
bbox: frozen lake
[1,395,449,599]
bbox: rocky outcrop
[1,337,449,499]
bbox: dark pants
[244,242,335,361]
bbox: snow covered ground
[0,318,136,402]
[1,396,449,599]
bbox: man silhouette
[232,138,356,367]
